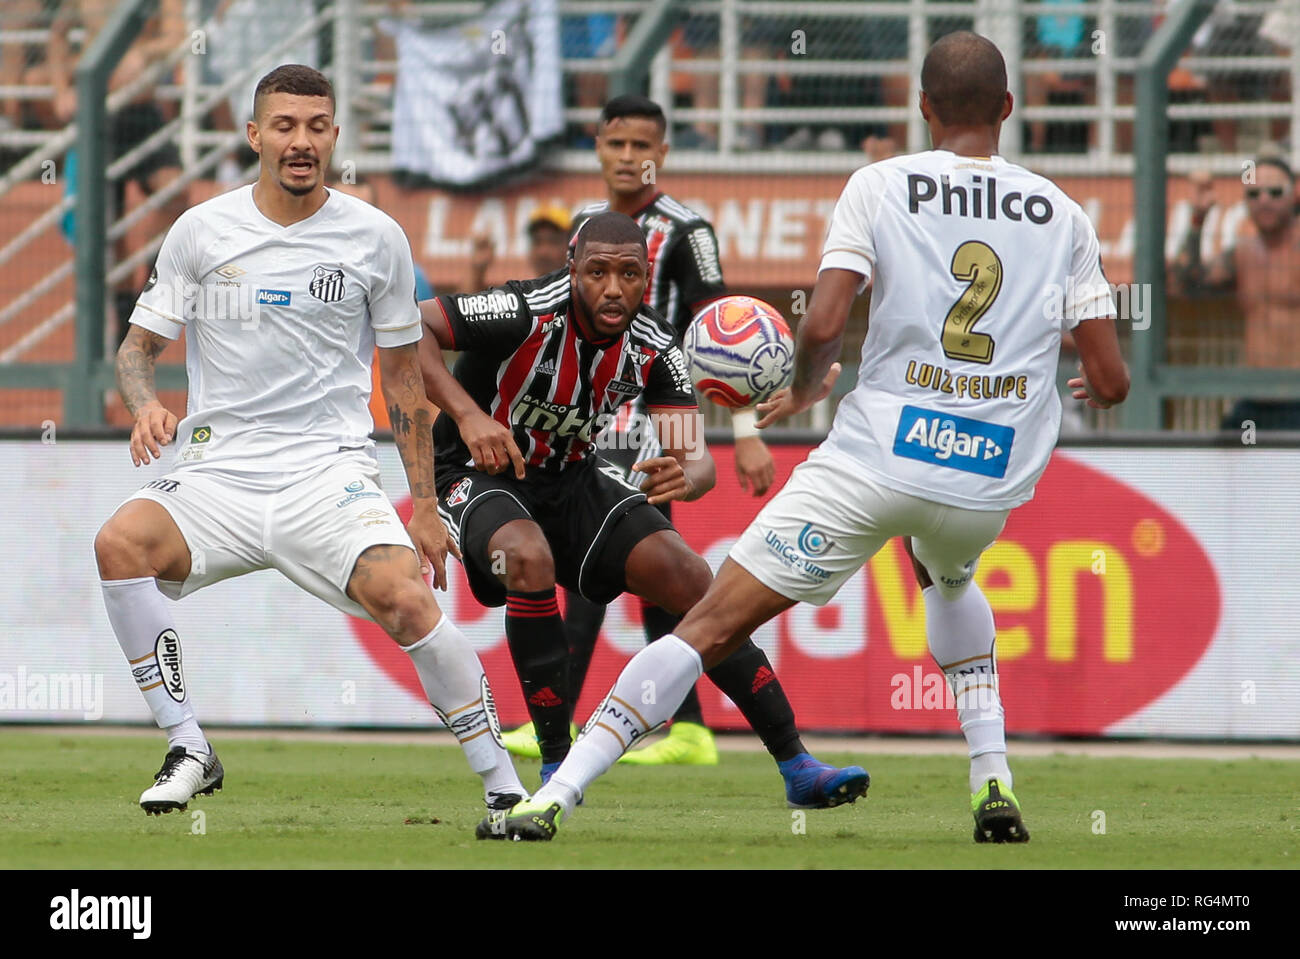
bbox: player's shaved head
[573,211,648,261]
[254,64,335,121]
[921,31,1007,126]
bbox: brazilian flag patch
[190,426,212,444]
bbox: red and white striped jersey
[431,268,697,473]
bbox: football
[683,295,795,409]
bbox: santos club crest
[309,265,346,303]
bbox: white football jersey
[818,149,1115,510]
[130,186,422,475]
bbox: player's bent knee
[94,516,179,581]
[496,542,556,591]
[353,572,438,640]
[659,550,712,614]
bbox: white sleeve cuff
[374,321,423,349]
[818,252,872,292]
[129,303,183,340]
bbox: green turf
[1,731,1296,868]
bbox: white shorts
[729,448,1009,605]
[124,452,415,621]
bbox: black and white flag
[387,0,563,189]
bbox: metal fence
[0,0,1296,431]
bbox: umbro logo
[215,264,244,279]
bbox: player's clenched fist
[129,403,178,467]
[632,456,694,505]
[457,409,526,478]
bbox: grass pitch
[1,730,1295,869]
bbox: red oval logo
[349,448,1221,734]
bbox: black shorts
[436,457,674,607]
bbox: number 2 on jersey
[942,240,1002,364]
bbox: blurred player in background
[501,95,777,767]
[419,212,868,824]
[1172,157,1300,430]
[504,32,1130,842]
[93,65,526,817]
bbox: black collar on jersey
[629,191,664,219]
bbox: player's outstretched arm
[1067,315,1130,409]
[636,407,715,504]
[755,268,860,428]
[116,324,178,467]
[416,300,525,478]
[379,342,461,588]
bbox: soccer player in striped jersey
[503,33,1130,842]
[94,65,526,817]
[500,96,776,767]
[418,212,868,831]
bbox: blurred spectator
[759,12,904,152]
[562,11,620,149]
[0,0,45,134]
[1172,159,1300,430]
[860,134,899,164]
[1022,0,1095,154]
[1194,6,1290,153]
[29,0,188,343]
[208,0,319,129]
[467,203,571,291]
[330,173,434,301]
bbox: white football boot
[139,744,224,815]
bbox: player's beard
[279,155,319,196]
[581,296,630,338]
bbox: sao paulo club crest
[447,477,472,507]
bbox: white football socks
[403,615,525,799]
[923,584,1013,794]
[101,577,208,753]
[533,634,703,815]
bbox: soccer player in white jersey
[93,65,527,816]
[501,32,1130,842]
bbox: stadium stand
[0,0,1296,431]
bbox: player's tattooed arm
[379,343,439,503]
[116,324,169,417]
[379,343,463,586]
[116,325,179,467]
